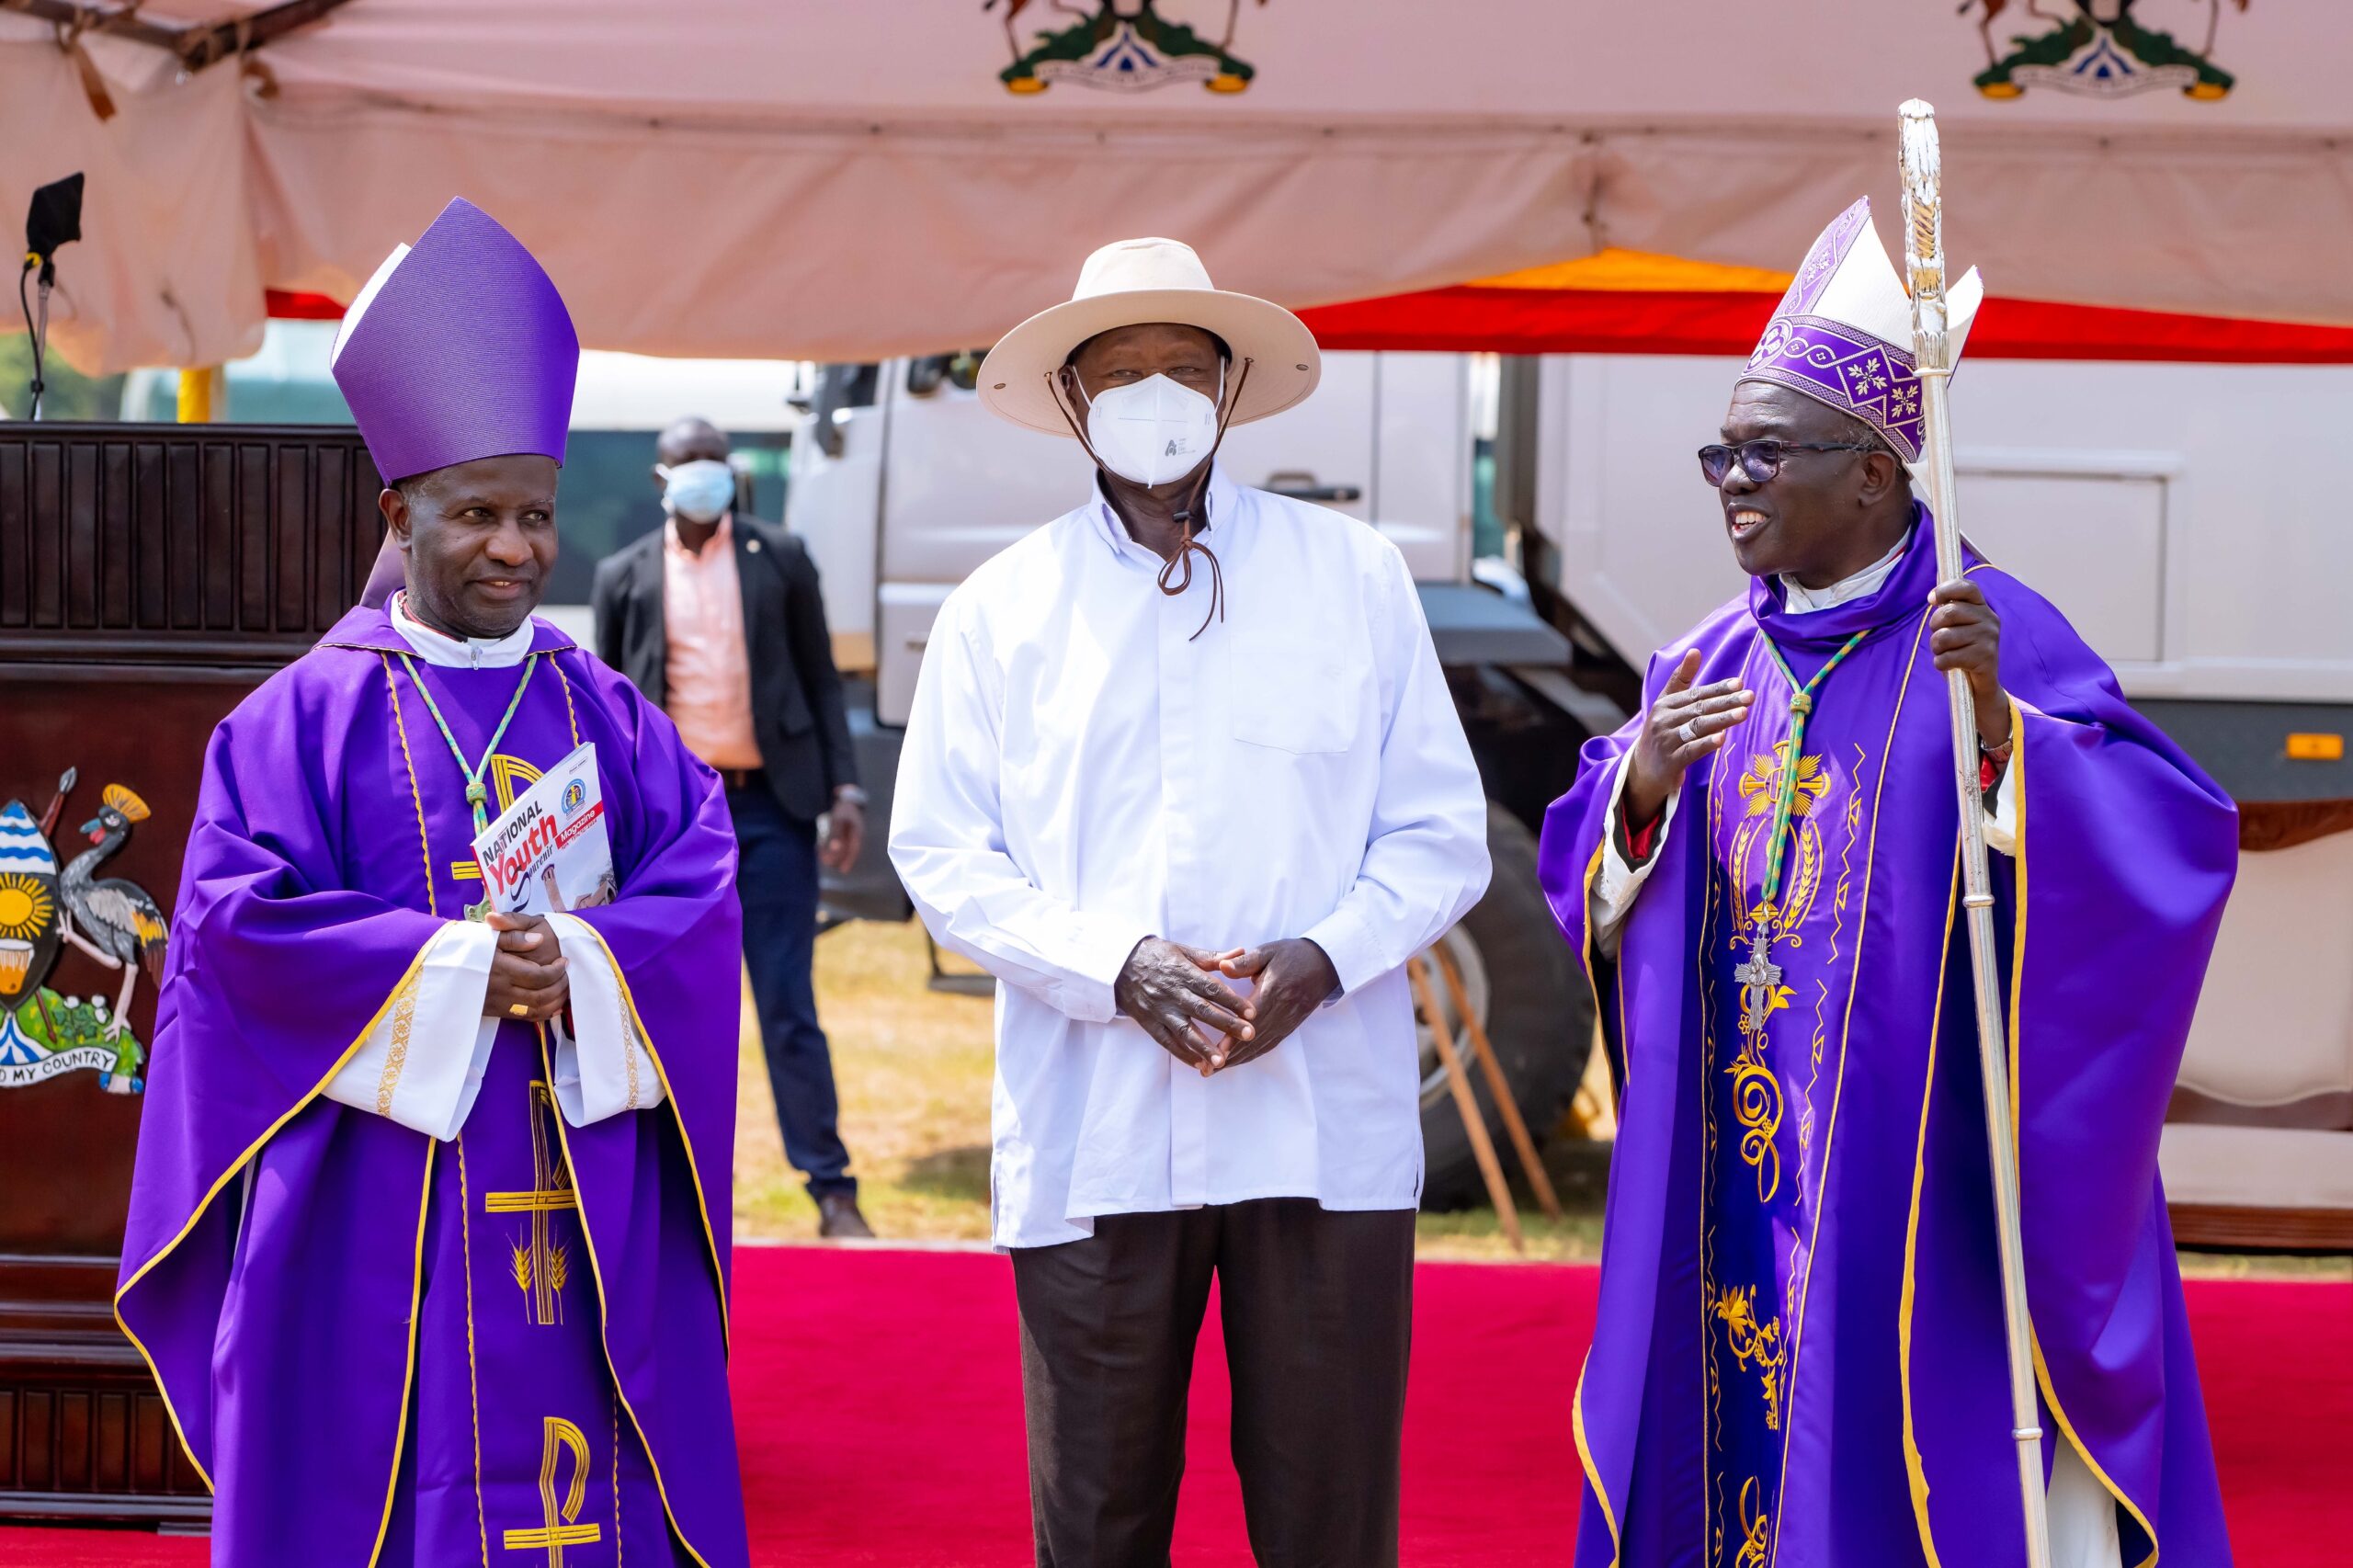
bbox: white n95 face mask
[1083,371,1223,489]
[658,459,735,524]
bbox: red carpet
[1,1251,2342,1565]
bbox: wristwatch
[832,785,870,808]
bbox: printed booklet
[471,741,617,918]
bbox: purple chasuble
[1539,513,2236,1568]
[115,606,749,1567]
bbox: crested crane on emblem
[59,783,170,1087]
[0,771,162,1091]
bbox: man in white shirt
[889,237,1491,1566]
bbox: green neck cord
[396,652,541,835]
[1753,631,1867,914]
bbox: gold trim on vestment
[116,640,594,1508]
[535,1024,721,1568]
[112,940,439,1493]
[383,653,440,919]
[364,1137,438,1567]
[1763,610,1931,1554]
[376,969,422,1115]
[2002,696,2162,1568]
[1899,845,1964,1567]
[1571,1353,1621,1567]
[1790,742,1866,1271]
[562,922,731,1346]
[554,658,584,748]
[459,1134,492,1567]
[1698,714,1736,1546]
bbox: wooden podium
[0,423,381,1522]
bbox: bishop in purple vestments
[115,200,750,1567]
[1538,201,2237,1568]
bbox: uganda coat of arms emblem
[989,0,1267,95]
[0,771,167,1094]
[1964,0,2247,100]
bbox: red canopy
[1295,253,2353,364]
[275,270,2353,365]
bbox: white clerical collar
[1779,528,1911,615]
[388,591,537,669]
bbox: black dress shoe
[816,1193,875,1240]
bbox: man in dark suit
[593,415,874,1239]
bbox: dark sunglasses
[1698,439,1881,487]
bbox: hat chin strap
[1048,358,1254,642]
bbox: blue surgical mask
[658,459,735,524]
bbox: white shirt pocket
[1226,626,1363,756]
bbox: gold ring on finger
[508,1002,529,1017]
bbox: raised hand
[1212,938,1340,1070]
[1624,648,1752,825]
[483,910,570,1024]
[1114,937,1256,1076]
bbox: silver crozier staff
[1896,97,2055,1568]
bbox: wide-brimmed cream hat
[979,237,1322,437]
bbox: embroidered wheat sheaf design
[1711,1285,1788,1431]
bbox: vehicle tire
[1416,801,1596,1211]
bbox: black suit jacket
[590,515,859,822]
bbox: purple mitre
[1737,196,1984,462]
[329,198,579,486]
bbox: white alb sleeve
[2046,1441,2124,1568]
[1982,743,2022,857]
[543,913,665,1127]
[887,597,1154,1023]
[324,920,499,1141]
[1299,549,1492,997]
[1589,752,1681,960]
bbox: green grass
[733,917,996,1244]
[733,918,2350,1281]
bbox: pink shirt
[662,514,763,770]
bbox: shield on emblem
[0,801,63,1006]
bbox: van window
[815,363,880,411]
[905,350,989,397]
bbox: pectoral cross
[485,1082,576,1326]
[501,1415,601,1565]
[1735,930,1783,1036]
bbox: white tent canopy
[6,0,2349,373]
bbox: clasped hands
[1113,936,1339,1077]
[482,910,570,1023]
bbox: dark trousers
[728,778,855,1199]
[1010,1199,1415,1568]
